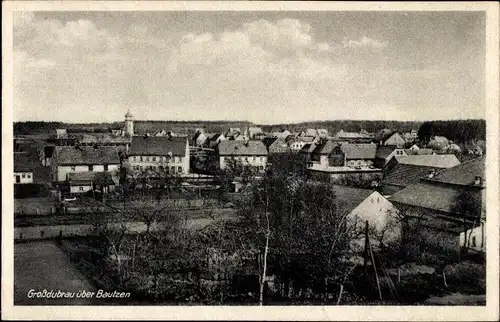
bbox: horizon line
[13,118,486,126]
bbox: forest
[14,119,486,144]
[417,120,486,143]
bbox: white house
[51,146,121,183]
[383,132,406,148]
[67,171,116,194]
[218,140,268,170]
[375,145,408,168]
[128,136,190,175]
[14,153,34,184]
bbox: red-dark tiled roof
[129,136,188,156]
[14,153,33,172]
[218,140,268,156]
[55,146,121,165]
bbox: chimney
[474,176,483,186]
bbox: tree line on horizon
[14,119,486,143]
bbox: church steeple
[125,110,134,136]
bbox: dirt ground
[14,241,97,305]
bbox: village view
[14,116,486,306]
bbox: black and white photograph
[2,1,499,320]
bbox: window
[22,174,26,178]
[171,166,175,173]
[79,186,84,191]
[150,165,154,170]
[159,166,164,172]
[178,166,182,173]
[152,156,156,162]
[71,166,76,171]
[89,165,94,171]
[472,236,477,247]
[27,174,31,179]
[139,156,143,162]
[104,164,108,171]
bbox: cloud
[14,14,481,124]
[342,36,388,50]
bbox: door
[16,175,21,183]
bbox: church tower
[125,110,134,136]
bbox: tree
[231,163,359,304]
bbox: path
[14,241,96,305]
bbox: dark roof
[68,171,115,185]
[44,145,55,158]
[426,156,485,187]
[218,140,268,156]
[341,143,377,160]
[404,148,435,155]
[374,129,393,142]
[390,182,482,214]
[383,164,444,188]
[376,145,398,159]
[394,155,460,168]
[129,136,187,156]
[299,143,312,153]
[14,153,33,172]
[262,137,278,149]
[331,185,375,215]
[55,146,120,165]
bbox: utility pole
[368,234,382,301]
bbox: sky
[13,11,485,124]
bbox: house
[309,141,378,169]
[40,145,55,166]
[225,128,242,139]
[374,145,408,168]
[206,133,226,149]
[428,135,450,151]
[262,137,290,155]
[14,153,34,184]
[403,130,419,143]
[404,148,435,156]
[339,187,400,250]
[56,129,68,139]
[336,130,374,142]
[248,127,264,139]
[448,142,462,154]
[154,129,168,137]
[51,146,121,183]
[381,154,461,195]
[303,129,318,137]
[382,132,406,148]
[217,140,268,171]
[408,144,420,151]
[192,131,208,147]
[74,133,131,147]
[272,130,291,139]
[67,171,116,194]
[390,157,485,254]
[464,142,484,156]
[374,128,393,143]
[288,136,316,152]
[305,183,400,249]
[317,129,329,137]
[127,136,190,176]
